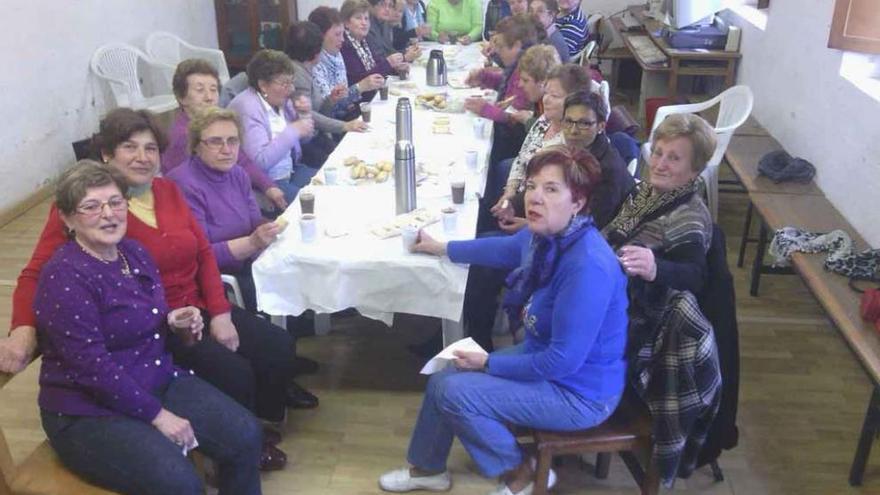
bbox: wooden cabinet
[214,0,297,72]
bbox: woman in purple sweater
[339,0,404,103]
[35,161,262,495]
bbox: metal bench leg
[850,386,880,486]
[749,221,769,297]
[533,449,553,495]
[737,201,754,268]
[595,452,612,479]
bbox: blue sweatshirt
[447,227,628,402]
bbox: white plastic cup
[324,167,338,185]
[465,150,478,172]
[401,224,419,251]
[300,214,317,243]
[472,118,485,139]
[441,207,458,234]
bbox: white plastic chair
[588,79,611,122]
[576,40,597,67]
[640,85,754,220]
[221,274,246,308]
[146,32,231,84]
[90,43,178,113]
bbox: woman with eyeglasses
[8,108,302,471]
[339,0,405,104]
[228,49,318,204]
[33,161,262,495]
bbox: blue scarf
[503,215,594,329]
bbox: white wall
[720,0,880,247]
[0,0,216,214]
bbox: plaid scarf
[602,180,700,250]
[345,29,375,71]
[503,215,593,330]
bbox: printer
[659,19,728,50]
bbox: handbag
[850,280,880,331]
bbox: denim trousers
[41,375,262,495]
[275,164,319,203]
[406,347,619,477]
[168,306,296,423]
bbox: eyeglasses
[270,78,295,88]
[562,118,598,130]
[200,137,241,150]
[76,197,128,217]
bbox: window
[828,0,880,54]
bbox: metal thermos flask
[394,98,417,215]
[426,50,447,86]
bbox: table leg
[441,317,465,347]
[737,201,754,268]
[668,58,679,96]
[850,386,880,486]
[749,220,768,297]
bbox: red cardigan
[11,178,230,331]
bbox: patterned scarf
[503,215,593,329]
[345,29,375,72]
[602,180,699,250]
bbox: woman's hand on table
[411,229,447,257]
[209,313,240,352]
[464,96,488,114]
[357,74,386,92]
[290,118,315,139]
[465,68,482,87]
[617,245,657,282]
[490,194,515,220]
[498,217,528,234]
[438,32,450,44]
[265,186,288,210]
[453,350,487,371]
[416,24,431,38]
[152,408,196,448]
[343,119,369,133]
[250,222,282,250]
[0,326,38,374]
[457,35,473,45]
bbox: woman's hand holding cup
[168,306,204,346]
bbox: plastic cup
[401,224,419,251]
[450,180,466,204]
[379,80,389,100]
[323,167,338,185]
[173,308,198,346]
[465,150,478,172]
[299,191,315,214]
[472,118,485,139]
[300,214,317,243]
[359,102,372,123]
[398,65,410,80]
[441,207,458,234]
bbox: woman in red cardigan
[1,108,313,471]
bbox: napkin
[419,337,488,374]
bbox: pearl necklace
[78,242,132,277]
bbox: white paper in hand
[419,337,488,374]
[182,437,199,457]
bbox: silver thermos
[426,50,447,87]
[394,98,417,215]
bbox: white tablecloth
[253,42,492,327]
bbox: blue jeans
[406,348,619,477]
[41,375,262,495]
[275,164,319,203]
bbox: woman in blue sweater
[379,145,628,495]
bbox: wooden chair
[525,393,660,495]
[0,369,117,495]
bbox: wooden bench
[0,370,117,495]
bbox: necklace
[77,242,133,277]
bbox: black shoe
[293,356,320,375]
[406,330,444,359]
[286,382,319,409]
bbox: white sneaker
[529,458,557,489]
[487,481,534,495]
[379,468,452,492]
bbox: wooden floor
[2,174,880,494]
